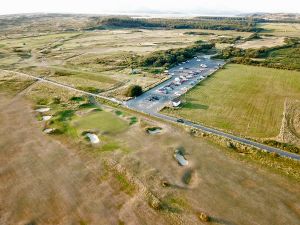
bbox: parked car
[176,119,184,123]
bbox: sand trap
[36,107,50,113]
[146,127,162,134]
[42,115,52,121]
[86,133,100,144]
[174,149,189,166]
[43,128,55,134]
[174,153,188,166]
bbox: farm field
[162,64,300,139]
[1,71,300,225]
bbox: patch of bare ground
[277,99,300,146]
[0,95,176,225]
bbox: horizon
[1,0,300,16]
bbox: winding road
[3,65,300,161]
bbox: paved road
[3,68,300,161]
[150,112,300,160]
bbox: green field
[72,110,129,134]
[162,64,300,138]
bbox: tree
[126,85,143,97]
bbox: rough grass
[259,23,300,37]
[0,28,250,98]
[235,37,285,49]
[0,78,34,95]
[114,173,135,195]
[162,64,300,138]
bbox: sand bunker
[174,149,188,166]
[86,133,100,144]
[42,115,52,121]
[146,127,162,134]
[43,128,55,134]
[36,107,50,113]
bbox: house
[172,97,181,107]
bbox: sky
[1,0,300,16]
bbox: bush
[182,169,194,185]
[126,85,143,97]
[56,110,75,121]
[197,212,210,222]
[52,97,61,104]
[139,42,214,68]
[129,117,138,125]
[213,37,300,71]
[70,96,85,102]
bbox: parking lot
[125,55,225,113]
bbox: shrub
[182,169,194,185]
[115,110,123,116]
[125,85,143,97]
[70,96,85,102]
[52,97,61,104]
[56,110,75,121]
[197,212,210,222]
[129,117,138,125]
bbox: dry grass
[236,36,285,49]
[162,64,300,138]
[1,81,300,225]
[259,23,300,37]
[0,28,251,98]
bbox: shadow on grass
[182,102,209,110]
[210,217,237,225]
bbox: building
[172,97,181,107]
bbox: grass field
[235,36,285,49]
[1,69,300,225]
[162,64,300,138]
[72,110,129,134]
[0,28,251,99]
[259,23,300,37]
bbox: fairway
[162,64,300,138]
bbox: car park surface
[125,55,224,113]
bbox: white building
[172,98,181,107]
